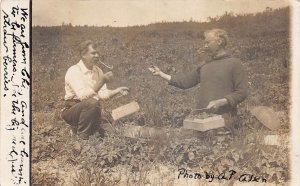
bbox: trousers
[61,98,101,138]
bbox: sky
[33,0,290,27]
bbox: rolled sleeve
[97,84,110,100]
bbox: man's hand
[118,87,130,96]
[149,66,162,76]
[149,65,171,81]
[206,98,228,113]
[104,71,114,82]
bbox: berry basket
[183,109,225,132]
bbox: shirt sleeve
[65,66,98,101]
[224,61,249,106]
[97,84,111,100]
[168,68,200,89]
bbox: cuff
[224,95,235,107]
[98,90,111,100]
[168,77,176,86]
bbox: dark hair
[79,40,98,57]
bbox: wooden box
[111,101,140,121]
[183,114,225,131]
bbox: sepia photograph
[31,0,291,185]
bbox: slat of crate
[111,101,140,121]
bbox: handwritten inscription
[178,168,267,183]
[1,2,30,185]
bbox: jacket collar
[206,51,230,63]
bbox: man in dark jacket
[150,29,248,127]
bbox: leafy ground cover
[32,8,290,185]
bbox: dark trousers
[62,98,101,138]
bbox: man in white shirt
[62,40,129,139]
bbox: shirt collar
[78,60,94,74]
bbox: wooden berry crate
[183,110,225,131]
[111,101,140,121]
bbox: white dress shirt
[64,60,109,101]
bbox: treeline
[33,7,289,38]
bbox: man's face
[203,34,222,56]
[82,44,99,65]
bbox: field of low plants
[32,8,290,185]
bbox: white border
[291,0,300,185]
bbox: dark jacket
[169,55,248,115]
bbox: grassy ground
[32,8,290,185]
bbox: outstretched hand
[118,87,130,96]
[148,66,161,76]
[149,65,172,81]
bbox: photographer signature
[178,168,267,183]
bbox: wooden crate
[263,135,280,146]
[183,115,225,131]
[111,101,140,121]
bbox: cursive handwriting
[1,3,30,185]
[3,55,11,92]
[2,10,10,52]
[7,136,18,174]
[11,6,28,22]
[11,20,26,38]
[6,32,29,65]
[239,173,267,183]
[178,168,267,183]
[21,67,30,88]
[20,8,29,22]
